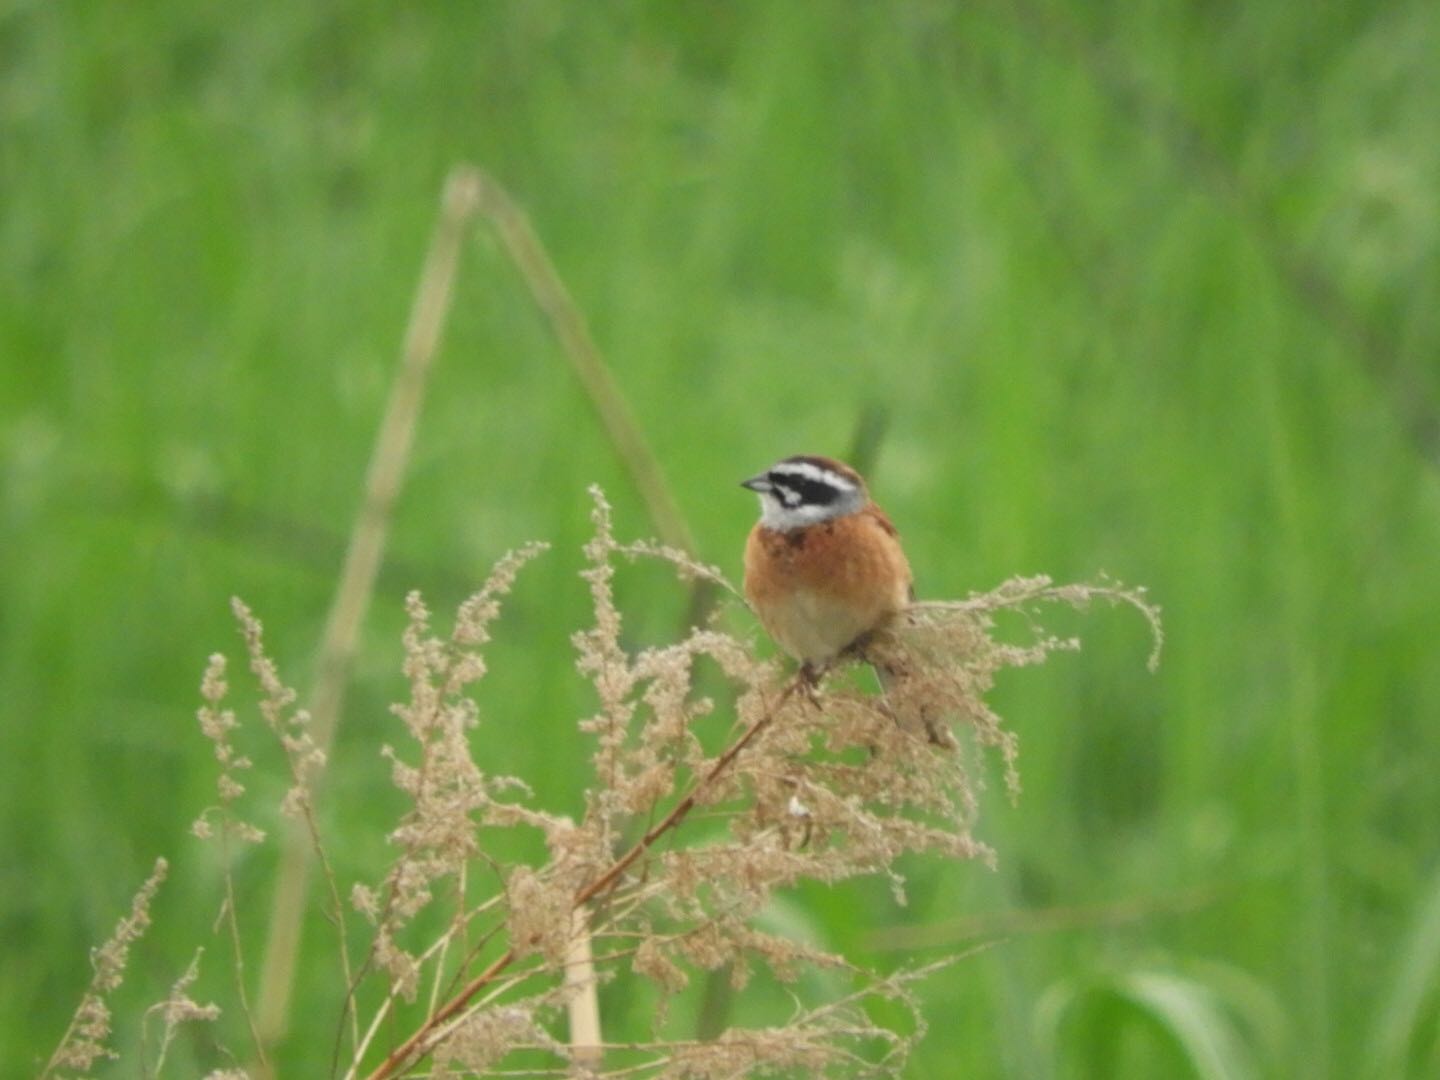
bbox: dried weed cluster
[45,487,1159,1079]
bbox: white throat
[756,489,862,531]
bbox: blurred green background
[4,1,1439,1076]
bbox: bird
[740,455,914,679]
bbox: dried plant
[42,858,168,1078]
[339,485,1157,1078]
[45,486,1159,1078]
[141,949,222,1075]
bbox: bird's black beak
[740,473,772,493]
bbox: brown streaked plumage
[741,455,913,667]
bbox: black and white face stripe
[776,483,805,507]
[771,472,850,510]
[742,456,866,531]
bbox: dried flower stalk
[49,484,1158,1079]
[42,858,168,1077]
[345,487,1159,1077]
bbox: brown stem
[362,679,798,1079]
[363,947,519,1079]
[573,685,793,908]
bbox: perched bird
[741,455,914,677]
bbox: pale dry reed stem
[472,170,698,561]
[564,907,602,1072]
[253,167,484,1052]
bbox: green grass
[4,1,1439,1075]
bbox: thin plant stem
[471,171,697,558]
[253,167,485,1053]
[866,885,1221,950]
[220,827,270,1072]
